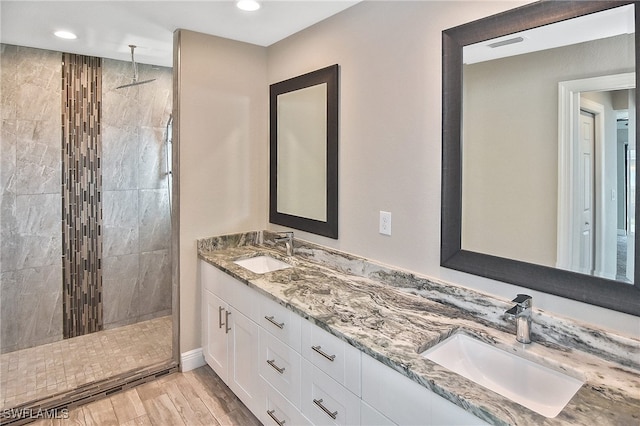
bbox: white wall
[176,30,268,353]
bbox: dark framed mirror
[270,64,339,239]
[441,1,639,315]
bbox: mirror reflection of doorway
[572,89,635,282]
[557,74,635,284]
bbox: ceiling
[0,0,360,67]
[464,3,634,64]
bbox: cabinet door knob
[313,398,338,420]
[311,345,336,362]
[267,409,286,426]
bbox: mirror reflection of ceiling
[463,4,634,64]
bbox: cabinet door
[361,353,486,426]
[228,306,262,414]
[203,289,229,382]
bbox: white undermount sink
[233,255,292,274]
[420,333,584,418]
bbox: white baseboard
[181,348,205,372]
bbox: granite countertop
[197,231,640,426]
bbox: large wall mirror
[441,1,639,315]
[270,64,339,239]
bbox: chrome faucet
[505,294,532,344]
[274,232,294,256]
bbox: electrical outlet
[379,211,392,236]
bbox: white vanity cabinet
[200,259,485,426]
[201,262,262,415]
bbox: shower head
[115,78,156,89]
[115,45,156,89]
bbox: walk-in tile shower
[0,44,173,410]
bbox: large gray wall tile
[1,45,18,119]
[15,193,61,269]
[138,249,171,317]
[103,190,139,257]
[101,124,138,190]
[139,126,169,190]
[1,120,16,194]
[139,189,170,252]
[15,47,60,122]
[15,119,60,195]
[102,254,139,327]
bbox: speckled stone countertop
[197,231,640,426]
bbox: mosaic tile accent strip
[61,53,103,338]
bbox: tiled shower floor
[0,315,172,410]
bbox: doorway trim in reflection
[557,73,635,280]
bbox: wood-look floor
[31,366,262,426]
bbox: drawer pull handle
[225,310,231,334]
[267,409,286,426]
[267,359,286,374]
[313,398,338,420]
[265,315,285,329]
[218,306,225,329]
[311,345,336,362]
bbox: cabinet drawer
[259,328,301,407]
[261,380,311,426]
[259,294,301,351]
[361,400,396,426]
[301,320,361,396]
[201,260,260,322]
[301,359,360,426]
[201,260,230,300]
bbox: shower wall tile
[139,189,170,252]
[0,192,17,272]
[103,190,139,257]
[15,193,61,269]
[15,47,60,122]
[1,120,16,194]
[16,265,63,349]
[139,126,168,190]
[0,271,18,350]
[138,65,172,127]
[1,45,18,120]
[102,254,139,327]
[102,59,141,128]
[101,124,138,190]
[0,265,63,353]
[15,119,61,195]
[138,249,171,317]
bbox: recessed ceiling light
[54,30,77,40]
[237,0,260,12]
